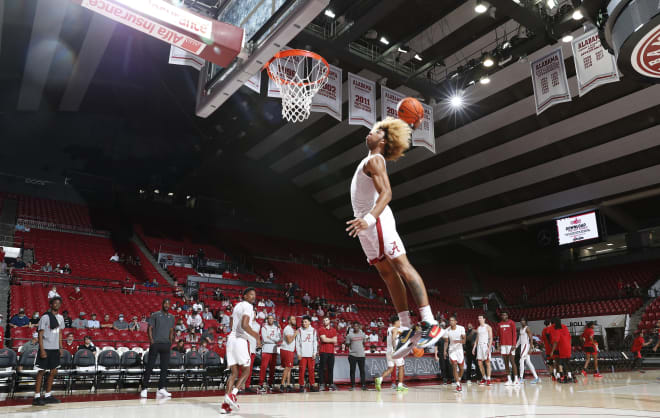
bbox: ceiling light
[572,9,583,20]
[562,34,574,43]
[167,192,174,196]
[547,0,557,8]
[138,189,144,194]
[607,243,613,246]
[475,0,488,13]
[512,0,520,3]
[449,94,464,108]
[379,36,389,45]
[503,41,512,49]
[186,195,191,200]
[398,45,410,54]
[413,54,422,61]
[324,9,335,18]
[586,247,593,250]
[483,57,495,67]
[479,76,490,85]
[154,189,160,194]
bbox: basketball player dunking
[346,117,442,357]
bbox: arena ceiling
[1,0,660,255]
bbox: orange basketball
[412,347,425,357]
[397,97,424,125]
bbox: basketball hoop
[265,49,329,123]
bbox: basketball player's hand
[39,350,47,359]
[443,352,447,360]
[346,218,368,238]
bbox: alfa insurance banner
[411,101,435,153]
[571,29,620,96]
[348,73,376,129]
[311,64,342,121]
[531,47,572,115]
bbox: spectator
[202,307,213,321]
[338,305,346,313]
[288,293,295,305]
[62,311,72,328]
[185,332,200,344]
[302,293,311,307]
[175,286,184,298]
[110,252,120,262]
[78,336,97,353]
[68,287,83,301]
[54,264,63,274]
[113,314,129,330]
[257,310,266,320]
[338,319,347,330]
[9,308,30,328]
[257,299,266,308]
[19,332,40,355]
[128,316,140,331]
[220,312,230,328]
[62,333,76,355]
[122,277,135,295]
[13,257,26,269]
[369,320,377,328]
[317,306,325,317]
[47,286,60,300]
[192,300,203,313]
[173,340,186,353]
[72,312,87,329]
[29,312,40,328]
[139,315,149,332]
[368,331,379,343]
[213,287,223,301]
[201,326,216,344]
[346,321,367,390]
[62,264,72,274]
[265,298,275,308]
[199,340,210,355]
[376,318,385,328]
[187,311,203,333]
[175,319,187,333]
[88,314,100,329]
[41,262,53,273]
[101,314,113,328]
[150,278,159,287]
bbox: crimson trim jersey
[498,319,517,346]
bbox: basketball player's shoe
[478,379,486,386]
[220,402,232,415]
[392,328,420,359]
[225,393,239,410]
[593,372,603,378]
[530,377,540,384]
[396,383,408,392]
[374,376,383,391]
[455,382,462,392]
[415,321,444,349]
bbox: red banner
[72,0,244,68]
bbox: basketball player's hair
[544,319,550,326]
[586,321,594,328]
[374,117,411,161]
[477,314,484,320]
[302,315,311,322]
[389,314,399,324]
[288,315,296,322]
[449,315,457,321]
[520,316,527,323]
[242,287,255,296]
[552,317,562,329]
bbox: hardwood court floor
[2,371,660,417]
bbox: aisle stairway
[131,234,176,287]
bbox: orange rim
[265,49,330,87]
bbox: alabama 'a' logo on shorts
[389,242,400,256]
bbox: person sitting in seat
[72,312,87,329]
[29,312,40,328]
[173,340,186,353]
[68,287,83,301]
[199,340,209,355]
[41,262,53,273]
[175,319,187,333]
[128,316,140,331]
[113,314,129,330]
[62,264,72,274]
[9,308,30,328]
[62,311,73,328]
[78,336,97,353]
[122,277,135,295]
[139,315,149,332]
[18,333,40,371]
[87,313,100,329]
[202,307,213,321]
[62,333,77,355]
[110,252,120,262]
[101,314,113,329]
[187,311,203,333]
[47,286,60,300]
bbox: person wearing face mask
[62,333,77,355]
[9,308,30,328]
[464,322,480,383]
[29,312,40,328]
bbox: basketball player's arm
[346,156,392,238]
[472,332,478,355]
[241,315,261,345]
[526,328,533,349]
[653,339,660,352]
[488,325,493,351]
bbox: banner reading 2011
[348,73,376,129]
[531,47,572,115]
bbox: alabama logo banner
[381,85,406,120]
[531,47,572,115]
[412,102,435,153]
[311,64,342,121]
[348,73,376,129]
[245,72,261,94]
[168,45,204,71]
[571,29,620,97]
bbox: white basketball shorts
[476,343,491,361]
[386,352,404,368]
[500,345,513,355]
[449,348,464,365]
[226,335,251,367]
[357,206,406,265]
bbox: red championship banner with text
[245,72,261,94]
[75,0,244,68]
[571,29,620,97]
[412,102,435,153]
[531,47,572,115]
[311,64,342,121]
[348,73,376,129]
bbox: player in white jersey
[517,317,539,384]
[374,315,407,392]
[346,117,442,358]
[221,288,261,415]
[472,314,493,386]
[443,316,466,392]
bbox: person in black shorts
[34,296,65,406]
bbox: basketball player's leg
[235,364,252,390]
[477,360,486,382]
[374,260,410,326]
[485,359,492,381]
[226,365,239,395]
[387,255,429,308]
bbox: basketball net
[266,50,329,123]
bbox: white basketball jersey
[477,325,489,344]
[386,326,398,353]
[519,325,530,347]
[447,325,465,352]
[350,154,386,218]
[230,301,255,340]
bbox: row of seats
[135,224,228,260]
[638,296,660,330]
[501,297,643,321]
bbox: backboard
[195,0,329,118]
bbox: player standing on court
[296,315,318,392]
[279,315,298,392]
[498,311,519,386]
[346,117,442,357]
[581,321,602,378]
[473,314,492,386]
[375,315,408,392]
[541,319,557,380]
[444,316,465,392]
[550,318,573,383]
[318,317,338,391]
[33,296,64,405]
[258,314,281,392]
[516,317,539,384]
[222,288,261,414]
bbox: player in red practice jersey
[498,311,518,385]
[631,330,651,370]
[581,321,602,378]
[551,318,573,383]
[653,320,660,352]
[541,320,557,380]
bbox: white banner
[245,72,261,94]
[381,86,406,120]
[311,64,342,121]
[267,55,297,99]
[531,47,572,115]
[348,73,376,129]
[412,102,435,153]
[571,29,620,97]
[168,45,204,71]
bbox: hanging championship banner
[348,73,376,129]
[168,45,204,71]
[571,29,620,97]
[311,64,342,121]
[381,85,406,120]
[412,102,435,153]
[267,51,296,98]
[531,47,572,115]
[245,72,261,94]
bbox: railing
[16,218,110,237]
[12,271,172,295]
